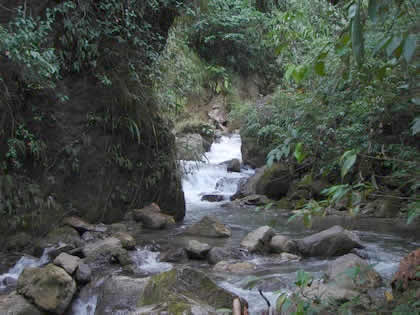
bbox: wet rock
[208,96,228,131]
[2,276,18,287]
[17,264,76,314]
[270,235,299,254]
[201,194,225,202]
[53,253,80,275]
[215,177,239,191]
[138,267,239,312]
[327,254,382,290]
[109,223,128,233]
[47,244,75,260]
[95,275,149,315]
[207,247,230,265]
[296,225,364,257]
[176,133,205,161]
[0,291,43,315]
[213,261,256,274]
[6,232,32,252]
[225,158,241,172]
[231,167,265,200]
[243,194,271,206]
[392,248,420,292]
[36,226,82,254]
[63,216,107,233]
[184,216,231,238]
[240,226,275,253]
[132,203,175,229]
[82,237,124,265]
[256,163,293,200]
[159,248,189,263]
[75,263,92,283]
[113,232,136,250]
[185,240,211,259]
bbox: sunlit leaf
[386,35,403,57]
[340,150,357,179]
[294,142,307,164]
[403,34,416,63]
[412,117,420,136]
[314,61,325,76]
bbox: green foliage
[187,0,279,76]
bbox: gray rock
[240,226,275,253]
[113,232,136,250]
[176,133,205,161]
[159,248,189,263]
[207,247,230,265]
[213,261,256,274]
[132,203,175,229]
[255,163,292,200]
[36,226,82,253]
[185,240,211,259]
[184,216,231,238]
[17,264,76,314]
[296,225,364,257]
[327,254,382,290]
[75,263,92,283]
[201,194,225,202]
[270,235,299,254]
[0,291,43,315]
[63,216,107,233]
[95,275,149,315]
[226,159,241,172]
[82,237,127,266]
[53,253,80,275]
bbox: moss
[168,301,192,314]
[137,269,177,306]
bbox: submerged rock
[184,216,231,238]
[0,291,43,315]
[17,264,76,314]
[240,226,275,253]
[132,203,175,229]
[296,225,364,257]
[213,261,256,274]
[185,240,211,259]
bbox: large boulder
[0,291,43,315]
[132,203,175,229]
[296,225,364,257]
[75,263,92,284]
[138,267,242,313]
[231,167,265,200]
[184,216,231,238]
[82,237,129,266]
[185,240,211,259]
[17,264,76,314]
[53,253,81,275]
[241,136,270,168]
[270,235,299,254]
[256,163,293,200]
[176,133,205,161]
[240,226,275,253]
[327,254,382,290]
[113,232,136,250]
[392,249,420,292]
[95,275,149,315]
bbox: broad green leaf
[351,4,364,66]
[412,117,420,136]
[292,65,308,83]
[386,35,403,57]
[340,150,357,179]
[403,34,416,63]
[348,4,357,20]
[412,98,420,105]
[303,213,312,228]
[285,64,295,81]
[294,142,306,164]
[314,61,325,76]
[373,36,391,56]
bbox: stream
[1,134,419,314]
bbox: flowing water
[1,133,419,314]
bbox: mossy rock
[256,163,292,200]
[138,267,237,311]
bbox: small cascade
[181,134,253,209]
[0,247,54,292]
[130,247,172,274]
